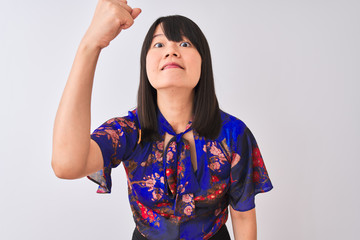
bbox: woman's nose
[164,44,180,58]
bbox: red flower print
[253,147,261,158]
[148,210,155,221]
[211,175,219,182]
[215,189,223,195]
[141,210,148,220]
[185,144,190,150]
[160,212,170,217]
[195,196,206,201]
[207,194,216,200]
[166,168,174,176]
[156,202,170,207]
[253,149,264,168]
[137,201,144,209]
[253,171,260,183]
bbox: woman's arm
[229,205,257,240]
[51,0,141,179]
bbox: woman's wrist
[79,36,103,54]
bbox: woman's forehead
[153,25,164,37]
[152,24,188,41]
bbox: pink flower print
[157,141,164,150]
[119,120,127,127]
[145,178,156,190]
[203,145,207,152]
[182,194,192,203]
[155,150,162,160]
[231,153,241,168]
[126,120,135,129]
[107,129,120,142]
[96,188,106,193]
[152,191,162,201]
[177,184,186,194]
[210,144,222,156]
[166,151,173,161]
[169,141,176,151]
[118,129,124,136]
[210,162,220,171]
[184,205,193,216]
[160,176,164,184]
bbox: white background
[1,0,359,239]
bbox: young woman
[51,1,273,239]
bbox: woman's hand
[82,0,141,49]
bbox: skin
[51,0,256,239]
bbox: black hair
[137,15,221,142]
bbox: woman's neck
[157,88,194,134]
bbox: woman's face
[146,24,202,92]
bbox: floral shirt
[87,109,273,240]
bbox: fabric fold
[159,110,200,217]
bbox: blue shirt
[87,109,273,240]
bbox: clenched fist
[82,0,141,49]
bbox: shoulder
[219,110,247,135]
[96,109,139,134]
[214,110,250,152]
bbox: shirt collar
[157,108,193,137]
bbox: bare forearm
[52,39,101,178]
[230,207,257,240]
[51,0,142,179]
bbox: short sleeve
[229,126,273,211]
[87,115,138,194]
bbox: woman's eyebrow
[152,34,164,39]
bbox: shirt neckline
[157,108,193,137]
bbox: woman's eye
[154,43,164,48]
[180,42,191,47]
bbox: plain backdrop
[1,0,359,239]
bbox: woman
[51,1,273,239]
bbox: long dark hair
[137,15,221,142]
